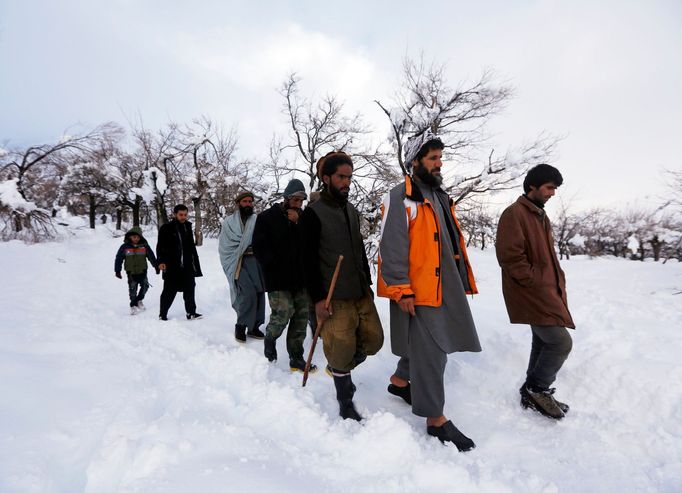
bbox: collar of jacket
[405,174,451,206]
[319,188,347,208]
[517,194,545,217]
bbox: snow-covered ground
[1,226,681,493]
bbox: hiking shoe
[547,388,570,413]
[159,315,168,321]
[521,386,565,420]
[520,385,569,414]
[387,383,412,405]
[247,327,265,339]
[427,421,475,452]
[290,358,317,373]
[235,324,247,343]
[130,306,139,315]
[186,313,203,320]
[137,301,145,310]
[264,336,277,362]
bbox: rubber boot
[332,371,362,421]
[264,335,277,361]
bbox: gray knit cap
[403,130,443,172]
[283,179,307,199]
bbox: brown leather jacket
[495,195,575,328]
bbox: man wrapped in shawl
[218,191,266,342]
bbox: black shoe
[235,324,247,343]
[159,315,168,321]
[290,358,317,373]
[186,312,203,320]
[247,326,265,339]
[333,372,362,421]
[427,421,476,452]
[264,336,277,362]
[519,384,569,413]
[387,383,412,405]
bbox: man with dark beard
[378,131,481,451]
[300,151,384,421]
[219,191,266,342]
[157,204,203,320]
[252,179,317,373]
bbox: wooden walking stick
[302,255,344,387]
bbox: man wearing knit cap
[219,190,266,342]
[252,179,317,373]
[300,151,384,421]
[378,130,481,451]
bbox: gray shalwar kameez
[383,180,481,417]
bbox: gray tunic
[385,181,481,356]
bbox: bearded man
[219,191,266,342]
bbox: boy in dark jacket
[115,226,159,315]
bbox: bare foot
[390,374,409,388]
[426,415,448,427]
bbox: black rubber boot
[235,324,247,343]
[264,335,277,362]
[333,371,362,421]
[427,421,476,452]
[247,326,265,339]
[387,383,412,405]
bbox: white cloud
[168,23,378,98]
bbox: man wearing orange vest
[378,130,481,451]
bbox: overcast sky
[1,0,680,211]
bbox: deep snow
[1,226,681,493]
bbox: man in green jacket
[300,151,384,421]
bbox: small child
[114,227,159,315]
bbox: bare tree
[0,123,122,240]
[375,55,559,204]
[277,73,370,190]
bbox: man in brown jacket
[496,164,574,420]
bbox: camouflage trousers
[127,272,150,307]
[266,289,310,360]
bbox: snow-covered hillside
[1,227,680,493]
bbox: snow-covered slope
[1,228,680,493]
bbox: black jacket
[252,203,305,292]
[156,220,203,290]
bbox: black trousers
[526,325,573,390]
[159,271,196,317]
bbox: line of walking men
[117,131,575,451]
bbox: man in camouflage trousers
[253,179,317,373]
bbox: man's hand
[286,209,299,224]
[398,296,416,316]
[115,272,122,279]
[315,299,332,325]
[158,263,166,271]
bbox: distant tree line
[1,55,679,262]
